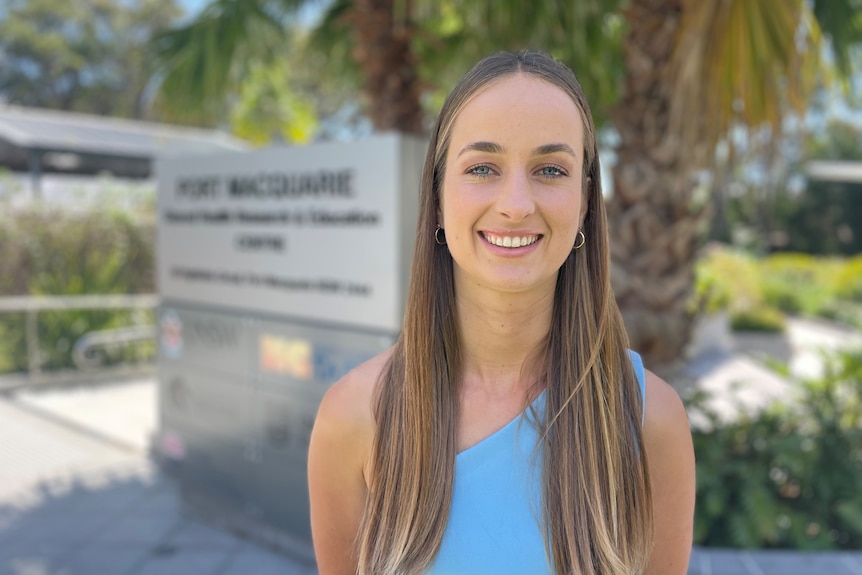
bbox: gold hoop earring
[573,230,586,250]
[435,225,447,245]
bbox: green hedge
[834,257,862,303]
[0,198,155,373]
[730,308,786,333]
[695,246,862,331]
[692,349,862,549]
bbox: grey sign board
[155,134,425,555]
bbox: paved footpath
[0,396,313,575]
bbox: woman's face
[440,74,588,296]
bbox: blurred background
[0,0,861,573]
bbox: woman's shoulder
[641,370,696,574]
[641,369,695,536]
[320,347,392,415]
[642,369,689,436]
[307,347,396,568]
[313,346,395,479]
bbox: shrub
[730,307,786,333]
[835,256,862,303]
[692,349,862,550]
[695,246,859,326]
[694,246,762,315]
[0,197,155,373]
[761,279,805,314]
[760,253,840,317]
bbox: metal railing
[0,294,158,387]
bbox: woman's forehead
[447,75,585,158]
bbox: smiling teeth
[484,233,538,248]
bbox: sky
[179,0,324,24]
[180,0,208,17]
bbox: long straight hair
[357,51,653,575]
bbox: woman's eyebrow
[457,141,504,157]
[457,141,576,158]
[533,143,576,157]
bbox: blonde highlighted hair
[357,51,653,575]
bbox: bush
[694,246,762,315]
[730,307,786,333]
[692,349,862,550]
[835,256,862,303]
[761,279,805,314]
[695,246,861,328]
[0,198,155,373]
[760,253,840,317]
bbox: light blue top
[424,351,647,574]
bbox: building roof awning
[805,161,862,184]
[0,104,249,161]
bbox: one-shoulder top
[424,351,647,574]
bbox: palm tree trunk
[609,0,705,375]
[349,0,424,134]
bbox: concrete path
[10,378,156,453]
[785,317,862,379]
[689,548,862,575]
[685,316,862,426]
[0,396,313,575]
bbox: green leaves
[691,348,862,549]
[0,0,182,117]
[669,0,815,156]
[149,0,329,141]
[812,0,862,80]
[148,0,287,125]
[0,194,157,373]
[148,0,628,134]
[229,60,318,145]
[147,0,860,141]
[412,0,625,123]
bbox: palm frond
[411,0,625,123]
[669,0,817,155]
[812,0,862,78]
[148,0,289,123]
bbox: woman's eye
[539,165,566,178]
[467,164,493,177]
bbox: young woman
[308,50,695,575]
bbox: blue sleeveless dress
[424,351,647,574]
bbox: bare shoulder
[642,369,696,575]
[643,370,690,436]
[307,346,395,573]
[641,369,694,490]
[310,348,393,486]
[312,346,394,478]
[319,347,392,419]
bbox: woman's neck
[454,278,555,396]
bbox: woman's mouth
[481,232,540,248]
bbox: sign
[157,134,425,332]
[155,134,425,550]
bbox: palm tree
[149,0,861,371]
[607,0,859,371]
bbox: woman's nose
[496,172,535,221]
